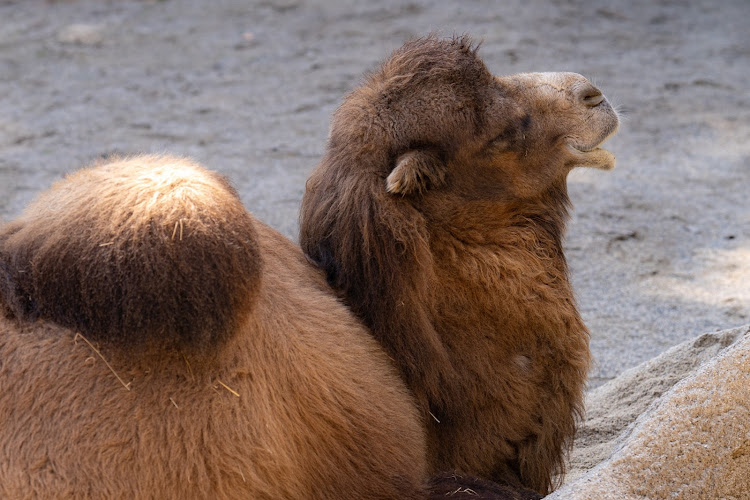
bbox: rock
[57,24,105,46]
[565,325,748,483]
[548,324,750,499]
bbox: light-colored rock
[566,325,749,483]
[548,324,750,499]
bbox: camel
[299,35,619,495]
[0,154,543,500]
[0,155,430,499]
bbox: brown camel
[0,155,429,499]
[300,35,619,495]
[0,154,543,499]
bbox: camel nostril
[580,86,605,107]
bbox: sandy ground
[1,0,748,387]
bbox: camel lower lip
[567,144,616,170]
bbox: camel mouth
[567,125,618,170]
[567,143,616,171]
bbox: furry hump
[0,155,262,351]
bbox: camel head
[329,36,619,202]
[455,70,620,200]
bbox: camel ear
[386,150,446,196]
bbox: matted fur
[300,36,618,494]
[0,155,261,350]
[0,156,429,499]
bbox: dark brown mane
[301,36,498,412]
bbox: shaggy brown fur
[0,155,429,499]
[300,36,619,494]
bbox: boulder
[548,324,750,499]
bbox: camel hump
[0,154,262,351]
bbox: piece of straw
[171,219,184,241]
[182,353,195,381]
[74,332,131,391]
[217,379,240,398]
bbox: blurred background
[1,0,748,387]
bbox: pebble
[57,24,105,46]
